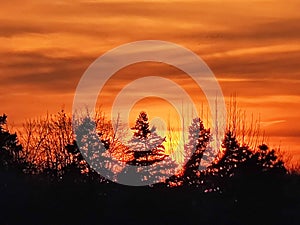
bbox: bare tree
[18,110,73,174]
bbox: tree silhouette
[255,144,286,174]
[213,131,286,177]
[126,111,167,166]
[116,112,178,185]
[131,111,151,140]
[1,111,298,225]
[0,114,24,172]
[202,131,288,193]
[211,131,250,178]
[182,118,211,185]
[73,115,118,182]
[19,110,74,175]
[63,140,85,178]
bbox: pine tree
[73,115,117,182]
[183,118,211,185]
[118,111,178,185]
[0,114,24,172]
[211,131,286,180]
[131,111,151,140]
[209,131,252,179]
[127,111,167,166]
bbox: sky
[1,0,300,164]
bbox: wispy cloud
[1,0,300,163]
[261,120,286,127]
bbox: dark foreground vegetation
[0,112,299,225]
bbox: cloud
[1,0,300,161]
[1,52,94,93]
[261,120,286,127]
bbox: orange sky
[1,0,300,164]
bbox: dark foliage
[0,113,299,225]
[183,118,211,185]
[126,111,167,166]
[0,114,25,172]
[131,111,151,139]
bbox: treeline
[0,110,297,186]
[1,111,300,225]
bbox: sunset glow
[1,0,300,166]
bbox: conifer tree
[183,118,211,184]
[127,111,166,165]
[0,114,24,172]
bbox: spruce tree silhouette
[211,131,286,179]
[117,111,177,185]
[183,118,211,185]
[212,131,250,177]
[126,111,167,166]
[204,131,288,194]
[0,114,24,172]
[73,116,117,182]
[165,117,211,187]
[131,111,151,140]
